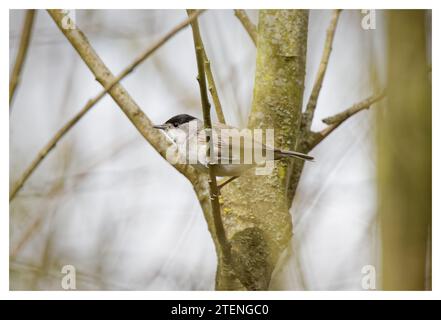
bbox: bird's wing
[197,124,268,163]
[197,130,237,162]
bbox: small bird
[154,114,313,177]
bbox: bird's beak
[153,124,167,130]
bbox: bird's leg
[218,176,239,190]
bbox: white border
[2,291,438,300]
[3,0,439,300]
[5,0,440,10]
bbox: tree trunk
[379,10,431,290]
[214,9,309,290]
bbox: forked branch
[187,9,232,265]
[10,10,204,202]
[46,9,199,178]
[305,91,386,150]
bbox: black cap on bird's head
[154,114,197,130]
[165,114,196,127]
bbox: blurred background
[9,10,430,290]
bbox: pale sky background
[9,9,387,290]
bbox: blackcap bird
[154,114,313,177]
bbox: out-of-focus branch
[302,9,341,129]
[10,213,42,258]
[10,94,100,202]
[10,9,36,107]
[187,9,232,265]
[234,9,257,45]
[304,91,386,150]
[9,10,204,202]
[46,9,201,178]
[381,10,430,290]
[10,259,131,290]
[43,9,198,180]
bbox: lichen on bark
[217,10,309,290]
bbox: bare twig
[305,91,386,150]
[10,9,36,107]
[218,176,239,190]
[10,10,204,202]
[322,91,386,125]
[204,50,226,124]
[234,10,257,45]
[187,9,232,264]
[185,11,226,122]
[302,9,341,129]
[45,9,202,180]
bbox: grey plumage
[154,114,314,176]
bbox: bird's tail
[275,150,314,161]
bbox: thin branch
[234,9,257,45]
[302,9,341,129]
[187,9,232,264]
[10,10,204,202]
[203,50,226,124]
[305,91,386,150]
[322,91,386,125]
[10,9,36,107]
[45,9,201,180]
[185,11,226,123]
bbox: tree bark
[379,10,431,290]
[217,10,309,290]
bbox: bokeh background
[9,9,429,290]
